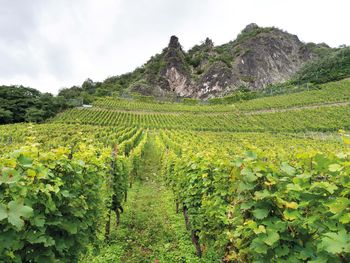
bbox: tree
[25,108,46,123]
[82,78,96,94]
[0,108,13,124]
[0,85,70,124]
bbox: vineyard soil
[82,134,217,262]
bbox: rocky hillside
[129,23,314,99]
[60,23,342,101]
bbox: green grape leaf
[250,237,268,254]
[27,232,47,244]
[254,190,271,200]
[33,215,46,227]
[308,258,328,263]
[0,204,7,220]
[234,158,243,167]
[253,208,269,219]
[240,201,254,210]
[17,155,33,168]
[27,232,55,246]
[275,245,289,257]
[310,182,338,194]
[7,200,33,229]
[325,197,350,214]
[61,190,70,197]
[328,163,342,172]
[245,151,257,160]
[283,209,299,221]
[237,181,255,192]
[0,168,20,185]
[339,213,350,224]
[320,230,350,254]
[61,221,78,234]
[243,169,257,183]
[253,225,266,234]
[281,162,296,176]
[264,229,280,246]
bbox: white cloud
[0,0,349,94]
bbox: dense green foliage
[92,78,350,111]
[305,42,335,59]
[93,97,235,112]
[0,124,148,262]
[53,104,350,132]
[1,76,350,262]
[0,144,110,262]
[0,85,69,124]
[58,69,146,102]
[234,78,350,111]
[49,26,348,106]
[160,130,350,262]
[82,136,218,262]
[208,88,259,105]
[293,47,350,84]
[54,25,310,102]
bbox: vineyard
[0,78,350,262]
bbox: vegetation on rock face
[233,23,275,45]
[305,42,335,59]
[2,24,342,109]
[58,23,335,101]
[293,46,350,85]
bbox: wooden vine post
[183,204,202,258]
[105,143,119,241]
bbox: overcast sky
[0,0,349,94]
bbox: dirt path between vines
[83,134,207,263]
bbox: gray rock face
[158,35,194,97]
[241,23,259,34]
[168,35,181,49]
[233,29,312,88]
[192,26,313,98]
[130,24,314,99]
[196,62,235,98]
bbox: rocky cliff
[116,24,317,99]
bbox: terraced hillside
[0,78,349,262]
[53,79,350,133]
[93,78,350,113]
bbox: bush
[182,98,199,105]
[294,47,350,84]
[208,88,258,105]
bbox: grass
[81,133,218,262]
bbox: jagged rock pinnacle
[132,24,314,99]
[205,37,214,48]
[169,35,180,49]
[242,23,259,33]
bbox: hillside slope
[59,23,343,101]
[129,23,314,99]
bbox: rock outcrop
[126,24,315,99]
[159,36,193,96]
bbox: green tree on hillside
[25,107,46,123]
[0,108,13,123]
